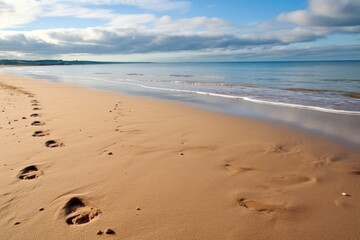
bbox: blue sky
[0,0,359,61]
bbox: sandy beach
[1,74,359,240]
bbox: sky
[0,0,359,61]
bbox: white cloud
[66,0,191,11]
[0,0,41,29]
[0,0,359,60]
[155,16,231,32]
[43,4,112,19]
[0,0,190,30]
[278,0,360,28]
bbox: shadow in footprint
[237,197,287,214]
[30,113,39,117]
[18,165,43,180]
[31,121,45,126]
[33,107,41,111]
[32,131,48,137]
[225,163,255,174]
[64,197,101,225]
[45,140,64,148]
[270,174,316,186]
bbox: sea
[1,61,360,145]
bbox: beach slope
[0,74,359,239]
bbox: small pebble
[108,152,113,156]
[14,222,21,225]
[136,207,141,211]
[105,228,116,235]
[39,208,44,211]
[96,230,103,235]
[342,192,351,197]
[180,152,184,156]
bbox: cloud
[0,14,348,58]
[154,16,231,31]
[0,27,282,55]
[278,0,360,29]
[69,0,191,11]
[0,0,359,60]
[0,0,190,30]
[232,44,360,61]
[0,1,41,29]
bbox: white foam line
[102,79,360,116]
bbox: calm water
[1,61,360,145]
[3,61,360,113]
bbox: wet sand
[1,74,360,239]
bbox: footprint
[330,163,360,176]
[32,131,48,137]
[270,174,316,186]
[30,100,39,103]
[267,144,299,154]
[347,170,360,175]
[30,113,39,117]
[225,163,255,174]
[64,197,101,225]
[18,165,43,180]
[33,107,41,111]
[101,150,114,156]
[237,197,286,214]
[31,121,45,126]
[31,103,39,106]
[45,140,64,148]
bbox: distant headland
[0,59,150,66]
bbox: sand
[0,74,359,240]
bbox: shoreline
[1,74,360,239]
[1,65,359,146]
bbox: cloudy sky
[0,0,359,61]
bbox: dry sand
[0,74,359,240]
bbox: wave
[286,88,360,99]
[138,79,259,88]
[102,79,360,116]
[168,74,225,79]
[94,72,111,75]
[169,74,194,78]
[321,79,360,83]
[286,88,334,93]
[127,73,144,76]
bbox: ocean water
[2,61,360,114]
[1,61,360,144]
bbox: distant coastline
[0,59,152,66]
[2,59,360,67]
